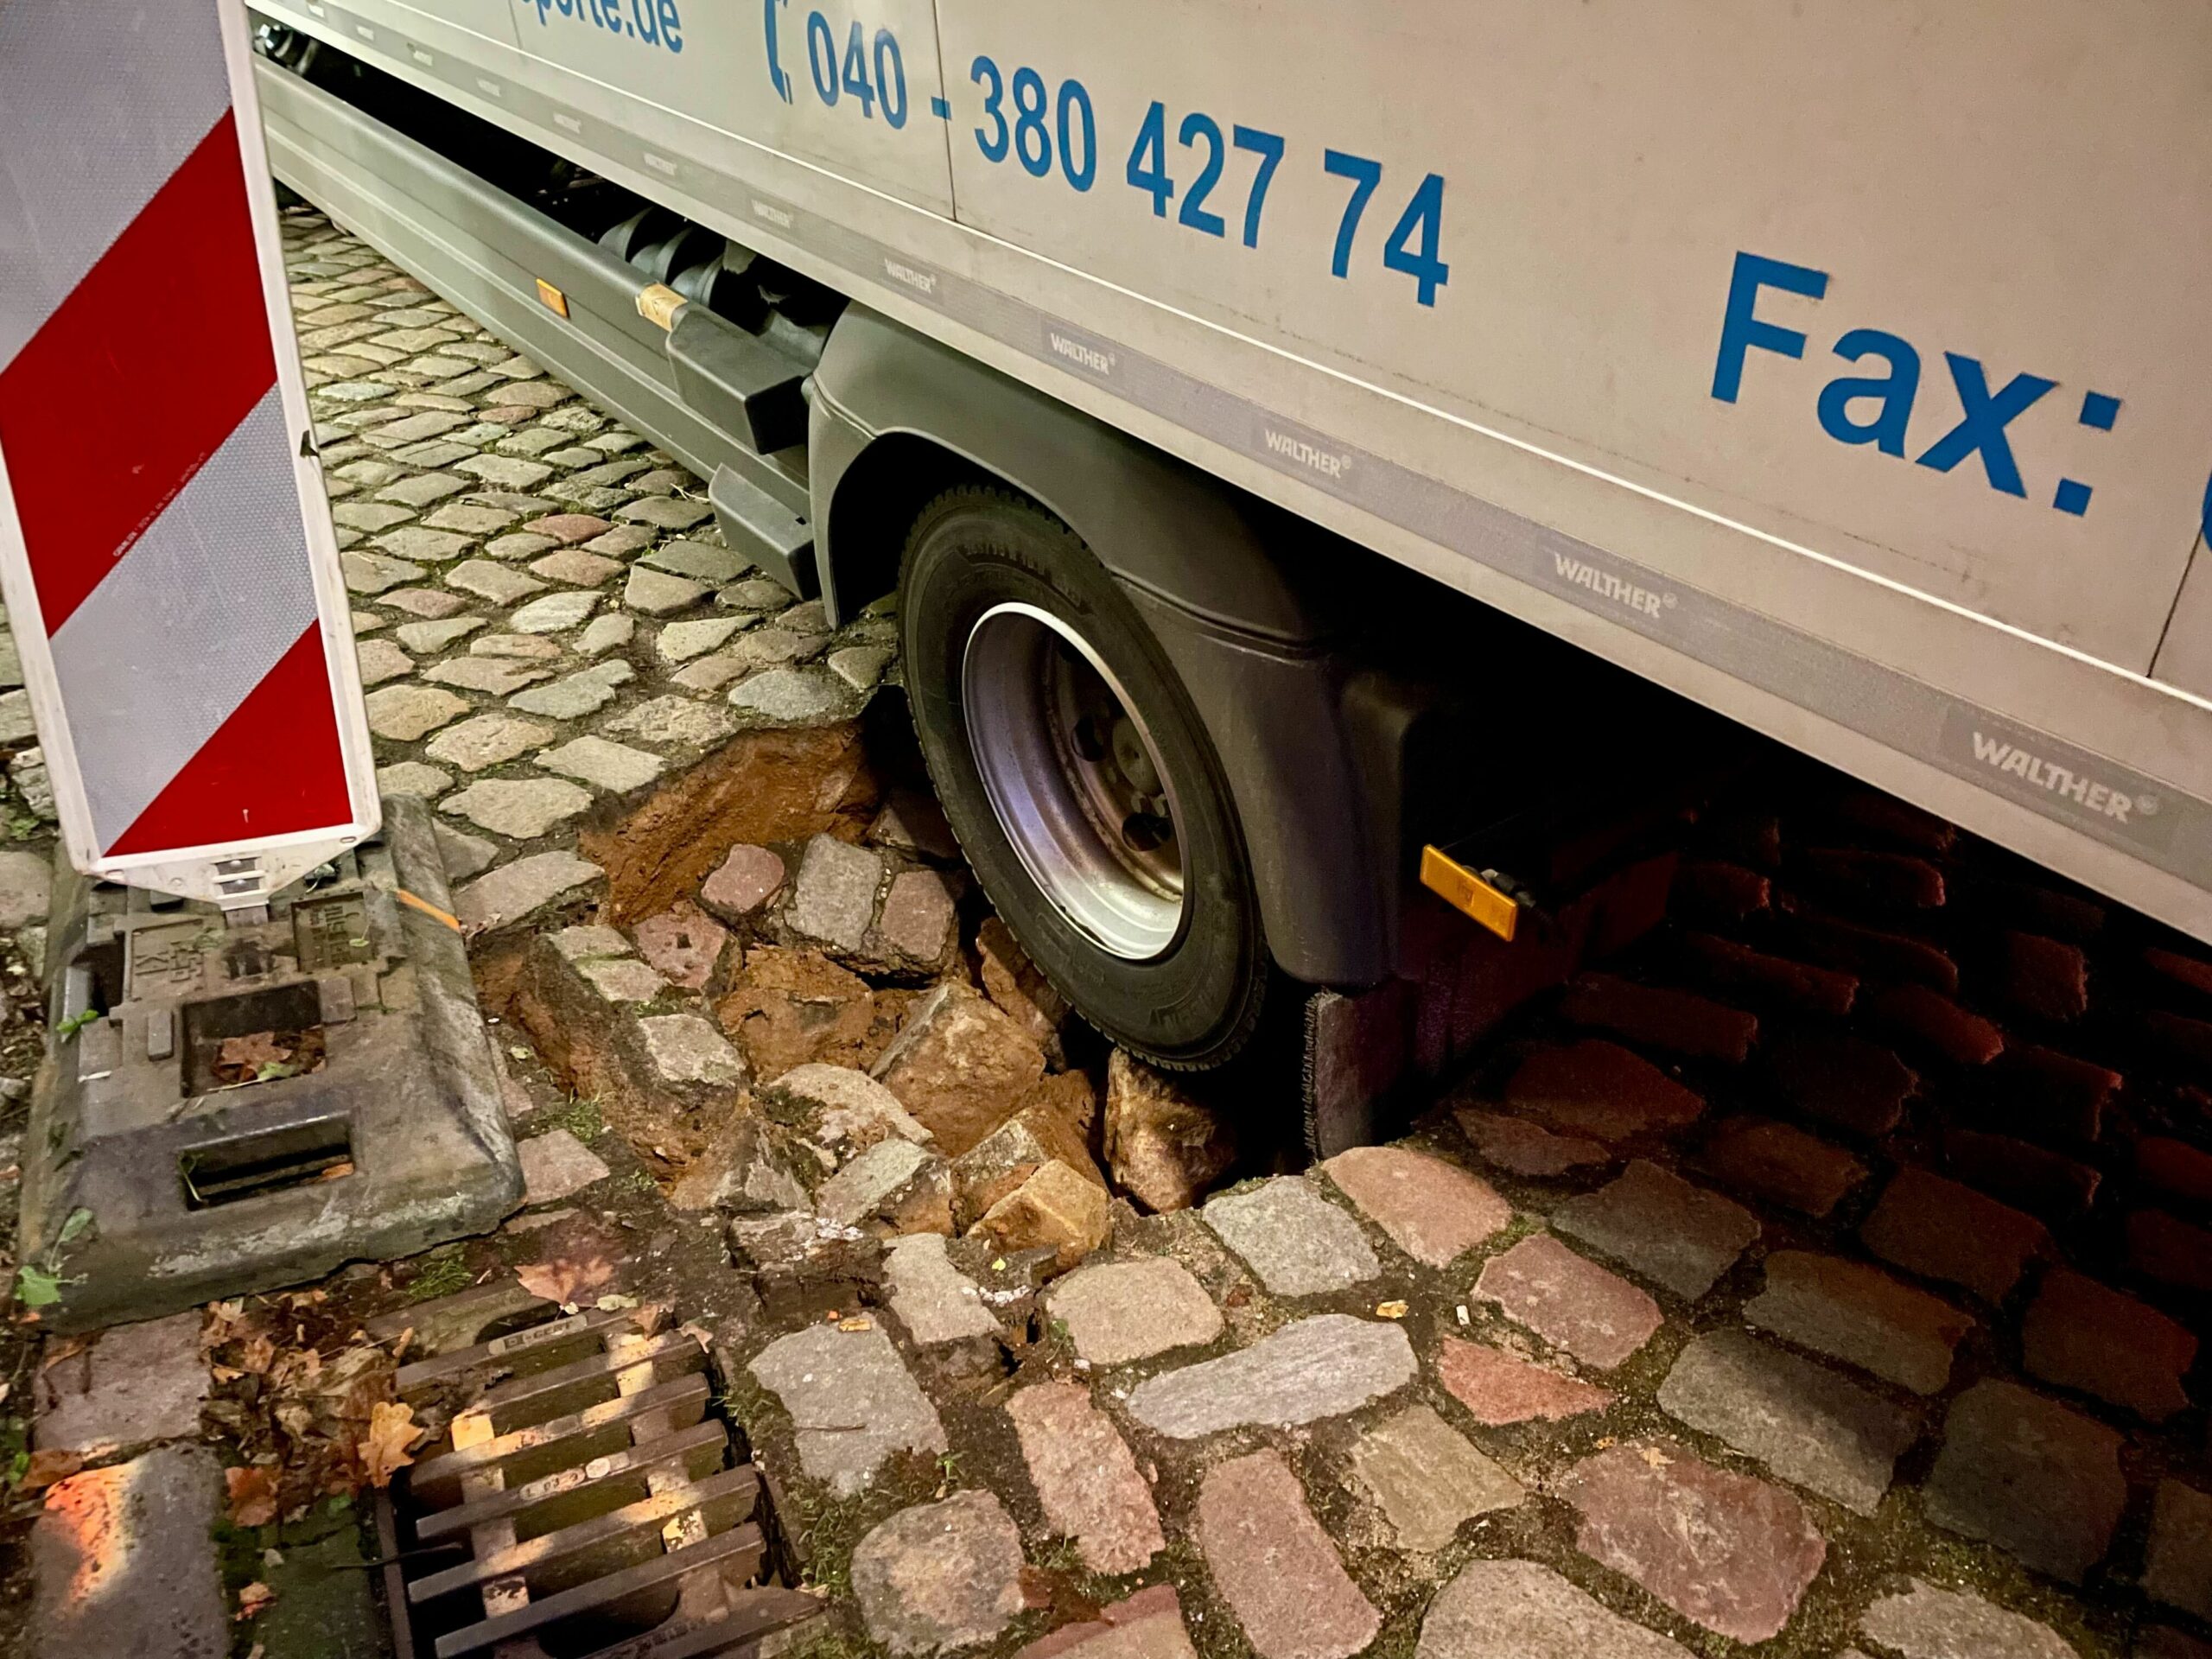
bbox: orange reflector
[1421,845,1522,942]
[534,278,569,318]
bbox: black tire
[899,486,1268,1069]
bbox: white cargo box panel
[254,0,2212,939]
[0,0,378,906]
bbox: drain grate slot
[382,1297,817,1659]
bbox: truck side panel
[248,0,2212,944]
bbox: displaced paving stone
[658,616,744,663]
[1552,1160,1759,1300]
[32,1313,209,1456]
[851,1490,1026,1657]
[447,557,549,603]
[1008,1380,1164,1573]
[629,899,728,990]
[876,868,957,963]
[575,957,666,1004]
[539,735,665,793]
[1453,1107,1610,1178]
[423,711,555,772]
[363,683,468,741]
[666,1117,809,1214]
[1503,1039,1704,1141]
[1474,1234,1663,1370]
[1657,1329,1916,1516]
[1859,1581,2080,1659]
[1319,1144,1512,1267]
[817,1137,953,1236]
[1700,1116,1866,1217]
[2145,1479,2212,1621]
[748,1323,946,1496]
[550,924,632,962]
[1202,1177,1381,1296]
[728,665,854,725]
[0,849,53,928]
[1047,1255,1224,1366]
[1435,1337,1613,1426]
[701,843,786,918]
[395,616,485,653]
[443,777,592,839]
[1414,1558,1694,1659]
[624,565,709,614]
[1014,1585,1195,1659]
[1103,1049,1237,1212]
[764,1064,934,1154]
[951,1101,1102,1230]
[516,1127,609,1205]
[454,850,604,931]
[355,636,413,685]
[1351,1402,1522,1550]
[788,833,883,951]
[2021,1267,2196,1421]
[432,823,498,882]
[1745,1251,1973,1395]
[873,982,1047,1156]
[973,1160,1110,1269]
[578,613,636,656]
[30,1445,227,1659]
[883,1233,1000,1344]
[1860,1166,2050,1303]
[638,1014,746,1089]
[1923,1380,2125,1582]
[601,691,734,748]
[1198,1451,1378,1659]
[1561,1440,1824,1643]
[511,590,599,633]
[426,656,551,696]
[1126,1313,1415,1438]
[830,645,895,691]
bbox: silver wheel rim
[962,602,1185,961]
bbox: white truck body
[254,0,2212,941]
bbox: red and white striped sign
[0,0,376,902]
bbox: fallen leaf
[517,1252,613,1308]
[39,1335,88,1372]
[218,1033,292,1072]
[236,1333,276,1376]
[226,1465,281,1528]
[236,1581,276,1622]
[17,1448,82,1491]
[358,1400,425,1488]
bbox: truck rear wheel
[899,487,1268,1069]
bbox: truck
[242,0,2212,1079]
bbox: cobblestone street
[4,210,2209,1659]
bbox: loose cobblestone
[452,849,602,930]
[1503,1039,1704,1141]
[1046,1255,1224,1365]
[1657,1329,1916,1514]
[1198,1451,1378,1659]
[1560,1440,1825,1643]
[1201,1177,1381,1296]
[1922,1379,2126,1581]
[1125,1314,1415,1438]
[882,1233,999,1345]
[1474,1234,1663,1370]
[748,1323,946,1496]
[1414,1559,1694,1659]
[1319,1145,1513,1267]
[1745,1251,1972,1395]
[1551,1159,1759,1299]
[1350,1402,1523,1549]
[1007,1380,1164,1573]
[32,1313,209,1457]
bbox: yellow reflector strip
[1421,845,1522,942]
[533,277,569,318]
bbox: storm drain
[377,1298,818,1658]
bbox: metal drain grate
[377,1297,818,1659]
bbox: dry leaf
[358,1400,425,1488]
[39,1335,88,1373]
[516,1252,613,1308]
[218,1033,292,1072]
[236,1582,276,1622]
[18,1448,82,1491]
[237,1334,276,1376]
[226,1465,281,1529]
